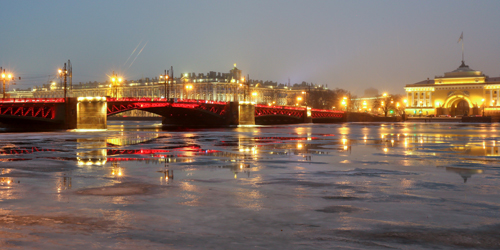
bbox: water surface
[0,122,499,249]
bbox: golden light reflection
[111,162,123,177]
[0,177,12,185]
[56,176,72,194]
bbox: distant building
[404,61,500,116]
[27,65,326,116]
[6,89,33,98]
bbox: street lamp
[159,70,169,99]
[296,96,303,106]
[482,98,485,116]
[58,64,69,100]
[185,84,193,99]
[251,91,258,103]
[110,71,122,98]
[1,69,15,99]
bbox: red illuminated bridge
[0,97,345,129]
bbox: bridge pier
[238,102,255,125]
[73,97,107,130]
[303,107,312,123]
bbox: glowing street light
[482,99,485,116]
[1,68,16,99]
[250,91,258,103]
[57,64,69,100]
[110,71,123,98]
[184,84,194,99]
[159,70,170,99]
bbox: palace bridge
[0,97,344,130]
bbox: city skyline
[1,0,500,96]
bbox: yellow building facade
[405,61,500,116]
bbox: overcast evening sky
[1,0,500,96]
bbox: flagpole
[458,32,464,63]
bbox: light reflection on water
[0,122,499,248]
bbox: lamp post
[185,84,193,99]
[110,71,122,98]
[239,77,246,102]
[296,96,303,106]
[482,98,485,116]
[251,91,257,103]
[58,64,68,101]
[1,68,14,99]
[159,70,169,99]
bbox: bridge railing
[106,97,227,105]
[311,109,344,113]
[255,104,344,113]
[255,104,307,111]
[0,98,65,103]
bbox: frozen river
[0,121,499,249]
